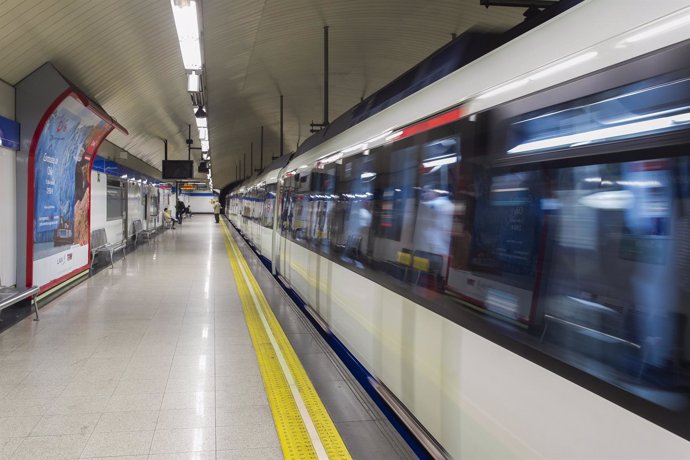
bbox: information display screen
[163,160,194,179]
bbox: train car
[228,1,690,458]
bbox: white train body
[227,1,690,457]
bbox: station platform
[0,217,413,459]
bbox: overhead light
[170,0,202,70]
[195,115,207,128]
[198,127,208,140]
[187,71,201,92]
[195,106,207,118]
[201,140,209,152]
[202,153,209,160]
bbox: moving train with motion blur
[225,1,690,457]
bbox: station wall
[0,81,16,286]
[179,192,216,214]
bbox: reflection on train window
[370,145,418,280]
[261,184,276,228]
[276,129,689,412]
[507,73,690,155]
[539,157,689,410]
[412,138,458,290]
[448,169,543,323]
[333,153,374,267]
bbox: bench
[142,216,158,240]
[0,278,39,321]
[90,228,127,270]
[132,219,144,245]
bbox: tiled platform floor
[0,217,413,459]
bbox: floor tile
[105,393,163,412]
[161,392,215,411]
[11,434,90,460]
[94,411,159,433]
[215,406,273,428]
[149,428,215,454]
[30,413,101,437]
[216,448,283,460]
[0,416,40,438]
[113,378,168,395]
[156,408,215,430]
[0,398,53,417]
[0,437,22,459]
[47,395,110,415]
[148,453,214,460]
[80,431,154,458]
[215,423,280,451]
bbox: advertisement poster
[32,95,111,289]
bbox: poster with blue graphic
[32,95,111,288]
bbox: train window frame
[487,40,690,167]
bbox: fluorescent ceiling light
[195,116,207,128]
[201,140,209,152]
[422,156,457,168]
[360,172,376,181]
[187,71,201,92]
[198,127,208,140]
[170,0,202,70]
[508,111,690,154]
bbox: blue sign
[0,115,19,150]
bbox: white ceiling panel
[0,0,524,186]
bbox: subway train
[225,1,690,458]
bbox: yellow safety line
[221,221,351,460]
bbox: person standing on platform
[176,200,185,226]
[213,199,221,223]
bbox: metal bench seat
[0,285,39,321]
[90,228,127,270]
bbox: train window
[261,184,276,228]
[507,73,690,155]
[445,161,544,323]
[538,156,689,410]
[332,153,375,268]
[366,144,419,281]
[106,178,124,221]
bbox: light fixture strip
[171,0,202,70]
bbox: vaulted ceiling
[0,0,524,188]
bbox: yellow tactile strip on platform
[221,221,351,460]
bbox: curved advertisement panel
[28,92,114,291]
